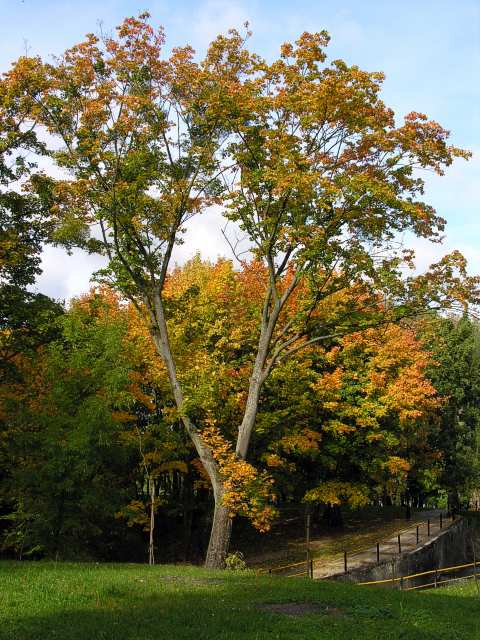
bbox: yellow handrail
[359,560,478,588]
[357,576,399,586]
[266,559,308,573]
[404,574,475,591]
[434,561,475,574]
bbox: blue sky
[1,0,479,300]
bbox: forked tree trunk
[205,491,233,569]
[148,293,232,566]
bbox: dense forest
[2,259,480,563]
[1,14,479,567]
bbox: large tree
[7,14,478,566]
[421,315,480,511]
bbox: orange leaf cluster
[201,422,277,532]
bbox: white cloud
[33,246,107,301]
[401,233,480,278]
[171,206,243,265]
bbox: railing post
[398,534,401,554]
[344,551,347,574]
[440,513,443,529]
[434,567,438,588]
[416,525,419,544]
[376,542,380,563]
[309,558,314,579]
[427,519,431,537]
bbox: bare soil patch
[160,575,224,585]
[257,602,344,617]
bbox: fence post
[434,567,438,588]
[344,551,347,574]
[398,534,402,554]
[440,513,443,529]
[391,560,396,588]
[376,542,380,563]
[400,575,404,591]
[309,558,314,579]
[416,525,419,544]
[427,519,431,537]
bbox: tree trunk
[204,494,233,569]
[405,502,412,520]
[322,504,344,528]
[448,489,460,516]
[148,480,155,565]
[235,324,272,459]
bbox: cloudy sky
[1,0,479,301]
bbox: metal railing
[262,512,454,579]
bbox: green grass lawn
[1,561,479,639]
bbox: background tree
[420,315,480,512]
[1,291,138,558]
[0,74,62,382]
[301,324,439,523]
[0,74,64,544]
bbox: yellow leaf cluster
[201,422,278,532]
[304,481,370,509]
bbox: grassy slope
[1,562,479,640]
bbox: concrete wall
[329,517,475,589]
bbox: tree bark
[204,490,233,569]
[235,317,274,459]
